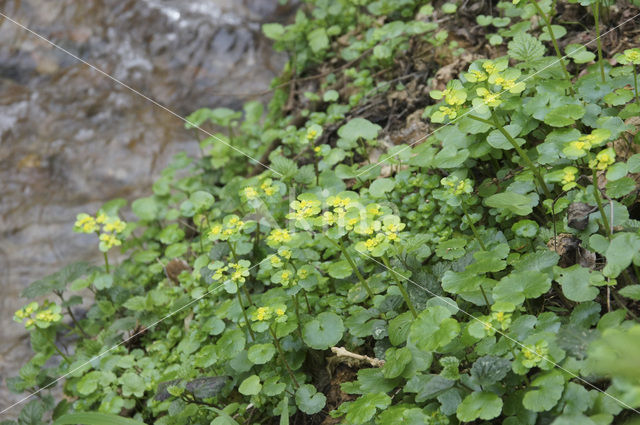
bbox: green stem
[460,203,487,251]
[469,114,552,199]
[382,256,418,318]
[52,340,70,363]
[479,284,491,308]
[66,306,89,339]
[103,252,110,273]
[269,326,300,388]
[633,66,640,106]
[242,284,254,306]
[293,294,303,339]
[333,238,374,299]
[303,291,312,312]
[594,0,606,83]
[592,169,613,240]
[236,291,256,341]
[529,0,573,89]
[228,241,238,261]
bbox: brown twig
[330,346,385,367]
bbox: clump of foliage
[5,0,640,424]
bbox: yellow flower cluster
[476,87,502,107]
[211,260,251,284]
[589,148,616,171]
[561,166,578,187]
[267,228,292,246]
[288,197,322,222]
[208,215,245,241]
[14,301,62,329]
[619,48,640,65]
[74,212,127,252]
[241,179,279,201]
[99,233,121,250]
[306,128,318,141]
[251,304,287,322]
[521,340,549,368]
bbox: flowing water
[0,0,290,414]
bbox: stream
[0,0,290,415]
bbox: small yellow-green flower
[561,166,578,187]
[99,233,122,251]
[74,213,98,234]
[476,87,502,107]
[520,340,549,369]
[252,306,272,322]
[464,69,487,83]
[243,186,259,200]
[103,217,126,233]
[267,228,292,246]
[306,128,318,141]
[589,148,616,171]
[618,48,640,65]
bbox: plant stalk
[633,66,640,106]
[469,114,552,198]
[335,238,374,298]
[460,202,487,251]
[594,0,606,83]
[102,252,110,273]
[269,326,299,388]
[382,255,418,318]
[592,169,613,240]
[236,291,256,341]
[529,0,573,88]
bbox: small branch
[331,346,385,367]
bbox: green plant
[5,1,640,424]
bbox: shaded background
[0,0,291,414]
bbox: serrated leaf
[508,32,545,62]
[471,356,511,386]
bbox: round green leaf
[338,118,381,142]
[456,391,503,421]
[238,375,262,396]
[327,260,353,279]
[295,384,326,414]
[190,191,214,211]
[77,371,102,395]
[606,177,636,198]
[493,271,551,305]
[132,197,158,221]
[485,192,533,216]
[302,312,344,349]
[408,306,460,352]
[369,178,396,198]
[557,265,600,302]
[522,372,565,412]
[121,372,145,397]
[247,343,276,365]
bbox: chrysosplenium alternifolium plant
[9,0,640,424]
